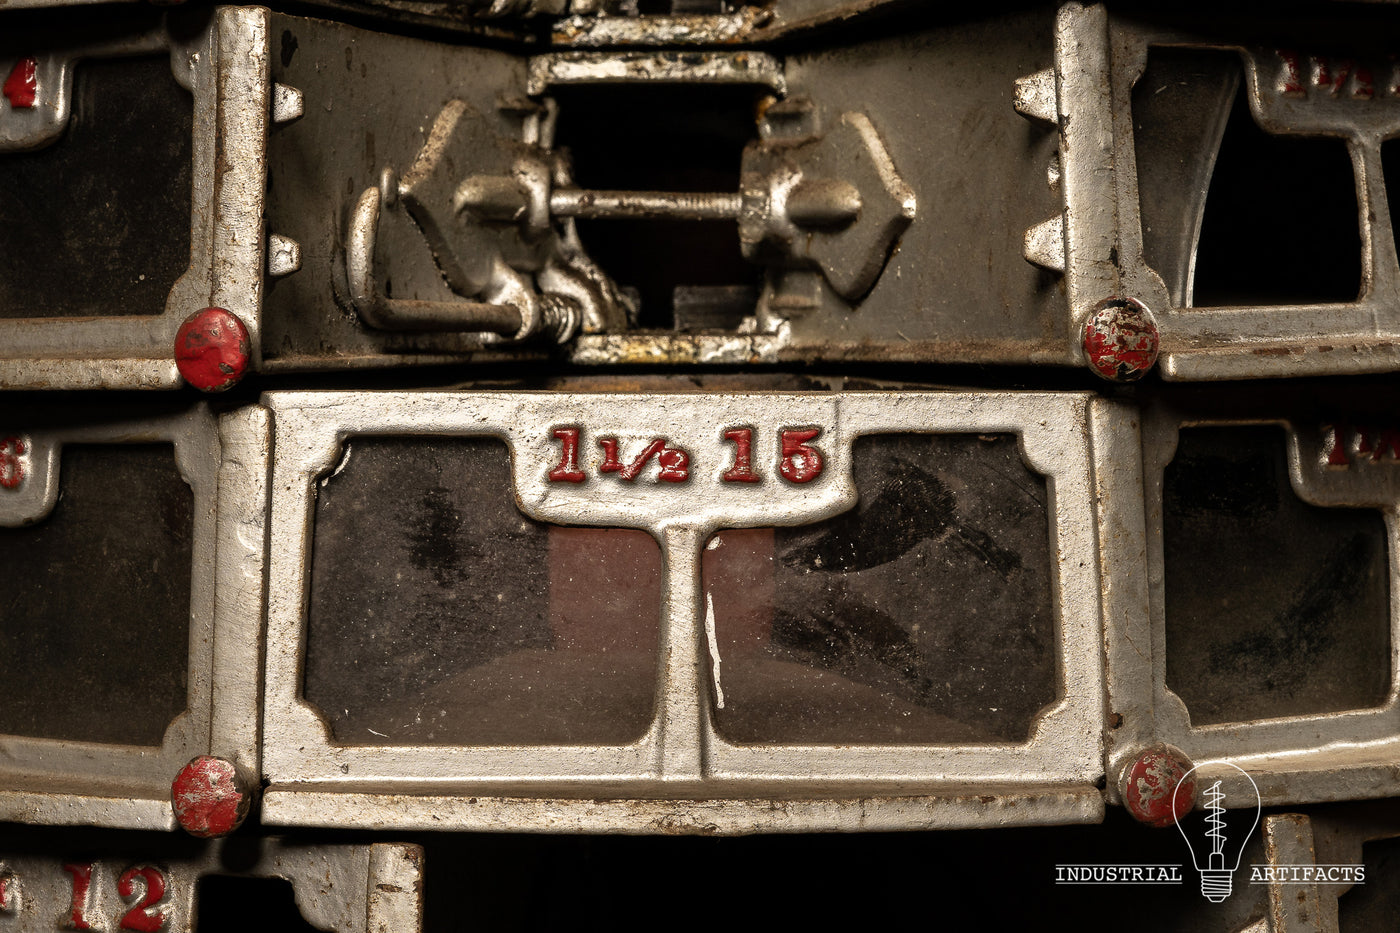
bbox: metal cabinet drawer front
[1051,4,1400,380]
[260,390,1115,833]
[0,404,267,830]
[1106,398,1400,812]
[0,9,269,390]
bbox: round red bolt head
[175,307,250,392]
[1083,297,1159,382]
[1122,745,1196,828]
[172,756,252,838]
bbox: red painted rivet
[175,307,250,392]
[1083,296,1159,382]
[3,58,37,109]
[1122,745,1196,828]
[171,756,252,838]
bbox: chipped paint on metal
[721,427,761,484]
[547,427,587,483]
[174,308,250,392]
[1083,298,1159,382]
[61,863,95,930]
[1123,746,1196,829]
[116,866,168,932]
[704,590,725,710]
[170,756,251,838]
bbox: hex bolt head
[175,307,250,392]
[171,756,253,838]
[1122,745,1197,828]
[1082,297,1159,382]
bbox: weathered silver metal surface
[147,0,911,46]
[0,839,421,932]
[739,110,916,301]
[414,91,912,323]
[12,5,1400,380]
[546,0,907,43]
[550,12,769,47]
[0,404,269,830]
[346,94,601,341]
[1264,815,1330,933]
[0,9,270,391]
[262,15,558,367]
[10,0,1400,923]
[259,390,1109,832]
[547,189,744,221]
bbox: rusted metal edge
[566,333,1079,366]
[527,50,785,95]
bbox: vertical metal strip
[365,844,425,933]
[655,526,708,781]
[1265,814,1331,933]
[1088,398,1154,802]
[210,407,272,779]
[211,8,271,363]
[1350,136,1400,308]
[1055,4,1120,345]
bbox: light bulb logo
[1171,763,1262,902]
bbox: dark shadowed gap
[1191,71,1360,306]
[195,876,319,933]
[550,84,762,329]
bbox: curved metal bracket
[740,111,915,301]
[346,186,529,337]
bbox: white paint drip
[705,590,725,709]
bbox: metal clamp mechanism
[348,94,913,339]
[458,106,914,304]
[346,98,620,342]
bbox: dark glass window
[703,433,1056,744]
